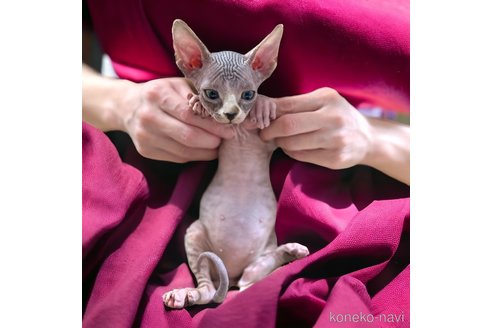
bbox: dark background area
[82,1,102,71]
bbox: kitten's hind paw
[163,288,197,309]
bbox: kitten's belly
[199,183,277,279]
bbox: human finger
[284,148,351,170]
[259,112,323,141]
[168,103,236,140]
[136,146,187,163]
[273,87,338,117]
[155,139,218,162]
[143,109,223,150]
[143,133,219,162]
[275,130,335,152]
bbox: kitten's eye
[241,90,256,101]
[204,89,220,100]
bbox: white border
[1,1,81,327]
[412,0,492,326]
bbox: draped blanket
[83,0,409,326]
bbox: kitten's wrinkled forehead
[209,51,251,82]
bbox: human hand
[260,88,373,170]
[118,78,235,162]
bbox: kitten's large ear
[245,24,284,83]
[172,19,211,77]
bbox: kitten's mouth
[229,117,246,125]
[212,113,246,125]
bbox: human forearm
[361,118,410,185]
[261,89,410,185]
[82,65,236,162]
[82,63,134,131]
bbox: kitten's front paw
[249,95,276,129]
[187,93,209,117]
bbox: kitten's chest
[199,132,277,223]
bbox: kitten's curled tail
[197,251,229,303]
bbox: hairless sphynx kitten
[163,19,309,309]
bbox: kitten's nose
[225,112,237,121]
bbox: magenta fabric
[83,1,410,327]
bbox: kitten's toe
[200,105,210,117]
[186,290,200,305]
[256,110,265,129]
[192,101,201,114]
[262,101,277,127]
[269,102,277,120]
